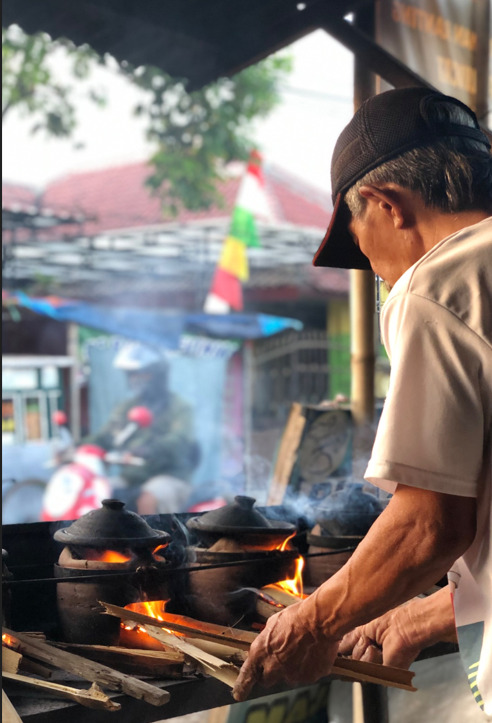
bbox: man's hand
[232,601,339,702]
[339,587,456,670]
[338,605,422,669]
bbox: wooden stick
[2,645,22,674]
[101,601,256,651]
[2,671,121,711]
[2,628,170,707]
[2,689,23,723]
[142,627,240,689]
[55,643,184,677]
[260,584,303,607]
[331,657,416,691]
[3,639,53,677]
[19,657,53,678]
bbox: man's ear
[357,184,408,229]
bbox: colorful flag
[204,151,274,313]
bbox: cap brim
[313,193,372,270]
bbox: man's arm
[232,484,475,701]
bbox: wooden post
[243,340,254,494]
[350,5,376,427]
[67,322,81,442]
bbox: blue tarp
[13,293,303,349]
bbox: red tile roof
[2,182,38,210]
[37,160,332,236]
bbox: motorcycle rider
[88,342,200,512]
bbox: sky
[2,30,355,194]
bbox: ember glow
[84,549,132,563]
[2,633,16,648]
[274,556,307,598]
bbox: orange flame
[125,600,168,622]
[152,544,168,556]
[275,556,306,598]
[275,532,296,551]
[122,600,171,635]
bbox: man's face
[348,211,397,285]
[348,197,414,288]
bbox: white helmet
[113,343,163,372]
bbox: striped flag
[204,151,274,313]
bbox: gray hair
[345,101,492,218]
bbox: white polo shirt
[365,216,492,715]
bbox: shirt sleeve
[365,292,485,497]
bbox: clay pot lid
[53,499,170,548]
[186,495,295,538]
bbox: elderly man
[232,88,491,715]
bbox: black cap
[313,87,490,270]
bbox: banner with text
[377,0,491,123]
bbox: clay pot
[185,538,298,626]
[304,525,362,588]
[186,495,295,548]
[53,500,171,644]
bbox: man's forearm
[299,484,475,641]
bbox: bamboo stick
[142,628,241,689]
[2,671,121,711]
[2,689,23,723]
[101,601,256,651]
[260,585,302,607]
[99,603,416,693]
[2,628,170,707]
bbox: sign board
[377,0,491,121]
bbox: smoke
[261,480,385,537]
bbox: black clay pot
[186,495,295,548]
[54,498,170,548]
[53,500,171,644]
[185,543,299,625]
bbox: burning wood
[2,671,121,711]
[253,555,308,620]
[2,627,170,707]
[103,601,251,663]
[99,600,415,692]
[2,635,52,678]
[120,602,256,650]
[100,602,239,688]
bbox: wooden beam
[319,12,491,141]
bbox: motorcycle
[40,406,152,522]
